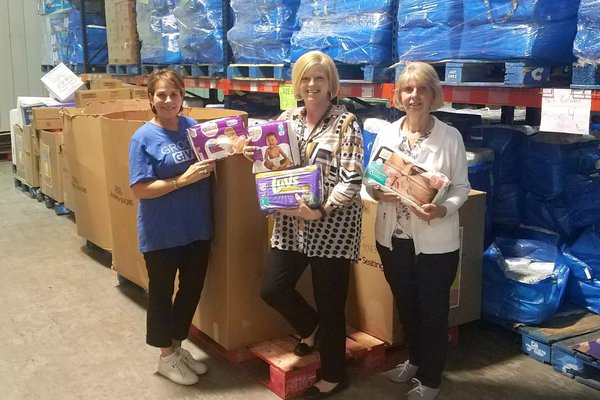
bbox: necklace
[401,116,433,149]
[301,103,334,142]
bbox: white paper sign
[540,88,592,135]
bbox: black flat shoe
[302,381,349,399]
[294,342,315,357]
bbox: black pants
[377,239,459,389]
[261,248,350,383]
[143,240,210,348]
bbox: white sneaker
[407,378,440,400]
[157,353,199,385]
[177,347,208,375]
[389,360,418,383]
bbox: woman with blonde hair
[367,62,470,400]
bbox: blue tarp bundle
[291,0,394,65]
[565,174,600,228]
[137,0,181,64]
[482,238,569,324]
[67,8,107,65]
[174,0,224,64]
[573,0,600,61]
[491,183,523,231]
[560,228,600,314]
[227,0,300,63]
[522,192,579,242]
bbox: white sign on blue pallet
[540,88,592,135]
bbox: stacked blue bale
[66,7,108,66]
[227,0,301,63]
[290,0,394,65]
[396,0,463,61]
[464,125,529,235]
[466,147,494,246]
[460,0,580,64]
[573,0,600,61]
[174,0,225,64]
[137,0,181,64]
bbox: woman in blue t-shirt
[128,69,215,386]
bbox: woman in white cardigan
[367,62,470,400]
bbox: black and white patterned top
[270,105,364,260]
[393,129,431,239]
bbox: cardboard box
[16,96,65,127]
[129,87,148,100]
[75,88,132,108]
[32,107,63,131]
[60,99,149,251]
[41,63,87,103]
[39,130,64,203]
[346,190,486,345]
[37,0,72,15]
[105,0,139,65]
[15,125,40,187]
[90,76,123,90]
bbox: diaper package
[247,120,301,173]
[255,165,323,214]
[364,146,451,207]
[187,116,247,160]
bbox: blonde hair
[393,62,444,112]
[292,51,340,101]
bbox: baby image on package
[187,116,247,160]
[364,146,451,208]
[255,165,323,214]
[247,120,300,173]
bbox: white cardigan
[366,116,470,255]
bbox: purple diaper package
[255,165,323,214]
[187,116,247,160]
[247,119,301,173]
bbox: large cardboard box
[32,107,63,131]
[105,0,139,65]
[347,190,486,345]
[90,76,123,90]
[61,99,149,251]
[15,125,40,187]
[75,88,132,108]
[39,130,64,203]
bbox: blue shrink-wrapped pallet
[396,0,463,61]
[522,192,579,242]
[137,0,181,64]
[520,132,589,201]
[482,237,569,325]
[459,0,579,64]
[66,7,107,66]
[574,0,600,61]
[565,174,600,228]
[560,228,600,314]
[290,0,394,65]
[174,0,225,64]
[491,183,523,232]
[227,0,300,64]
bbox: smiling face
[150,79,183,120]
[400,79,434,117]
[266,134,278,147]
[299,64,331,108]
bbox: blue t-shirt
[129,116,212,252]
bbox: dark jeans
[376,239,459,389]
[143,240,210,348]
[261,248,350,383]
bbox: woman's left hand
[277,195,322,221]
[409,203,447,222]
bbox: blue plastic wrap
[462,0,580,25]
[396,0,463,61]
[509,225,562,247]
[578,141,600,175]
[482,238,569,324]
[520,132,589,200]
[565,174,600,228]
[174,0,224,64]
[290,0,394,65]
[523,192,579,241]
[573,0,600,61]
[560,228,600,314]
[66,8,107,65]
[137,0,181,64]
[227,0,300,64]
[464,125,526,184]
[491,183,523,231]
[48,12,71,64]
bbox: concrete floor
[0,160,598,400]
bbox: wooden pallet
[188,324,256,363]
[571,62,600,90]
[227,64,292,81]
[141,64,182,75]
[248,328,386,399]
[552,330,600,391]
[107,64,141,75]
[181,64,225,78]
[14,177,40,199]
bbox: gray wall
[0,0,45,132]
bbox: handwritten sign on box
[540,88,592,135]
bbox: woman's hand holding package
[180,159,215,185]
[409,203,447,222]
[242,137,257,162]
[372,185,402,202]
[277,195,322,221]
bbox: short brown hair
[147,69,185,98]
[292,51,340,101]
[393,62,444,112]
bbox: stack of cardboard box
[105,0,139,66]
